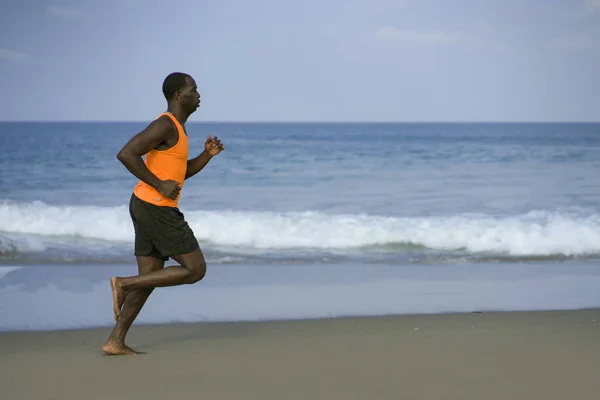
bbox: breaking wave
[1,201,600,257]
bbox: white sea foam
[0,266,22,279]
[1,201,600,256]
[0,233,47,255]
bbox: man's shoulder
[153,114,176,127]
[147,114,177,136]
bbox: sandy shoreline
[2,309,600,399]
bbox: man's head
[162,72,200,114]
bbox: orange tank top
[133,112,188,207]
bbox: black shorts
[129,193,199,261]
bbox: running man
[103,72,224,355]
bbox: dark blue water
[1,121,600,265]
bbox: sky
[0,0,599,122]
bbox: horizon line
[1,120,599,124]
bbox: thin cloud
[374,26,462,45]
[0,49,27,63]
[551,33,598,55]
[575,0,600,17]
[47,6,80,19]
[380,0,410,9]
[371,21,511,51]
[553,35,588,49]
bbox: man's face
[177,76,201,113]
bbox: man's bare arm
[185,135,224,180]
[185,151,213,180]
[116,117,176,190]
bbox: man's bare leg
[104,248,206,355]
[110,248,206,315]
[103,256,165,355]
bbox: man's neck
[166,105,189,125]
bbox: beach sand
[2,309,600,400]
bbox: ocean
[1,121,600,332]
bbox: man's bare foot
[102,340,144,355]
[110,277,125,321]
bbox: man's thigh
[131,194,199,260]
[136,256,165,274]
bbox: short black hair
[162,72,191,100]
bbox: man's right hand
[157,180,181,200]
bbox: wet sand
[2,309,600,400]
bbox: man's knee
[172,248,207,284]
[185,258,206,283]
[188,264,206,283]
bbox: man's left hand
[205,134,225,156]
